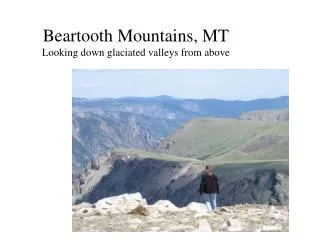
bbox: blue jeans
[203,193,217,212]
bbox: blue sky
[72,69,288,100]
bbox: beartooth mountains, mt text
[43,29,229,43]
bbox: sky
[72,69,288,100]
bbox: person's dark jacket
[199,172,219,195]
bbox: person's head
[205,165,213,175]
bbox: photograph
[72,69,289,232]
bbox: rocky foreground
[72,193,289,232]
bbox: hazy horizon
[72,94,288,101]
[72,69,289,100]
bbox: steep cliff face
[72,110,180,172]
[73,151,288,207]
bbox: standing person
[199,165,220,212]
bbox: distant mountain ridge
[73,96,289,119]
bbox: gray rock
[153,200,177,208]
[186,202,208,213]
[197,219,212,232]
[94,192,146,213]
[152,200,179,212]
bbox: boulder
[94,192,147,213]
[186,202,207,213]
[197,219,212,232]
[151,200,179,212]
[153,200,177,208]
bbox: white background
[1,0,319,239]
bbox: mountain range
[72,96,289,172]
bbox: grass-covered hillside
[156,118,289,163]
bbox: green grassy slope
[108,148,200,162]
[156,118,288,163]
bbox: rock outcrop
[72,193,289,232]
[240,109,289,122]
[94,192,147,214]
